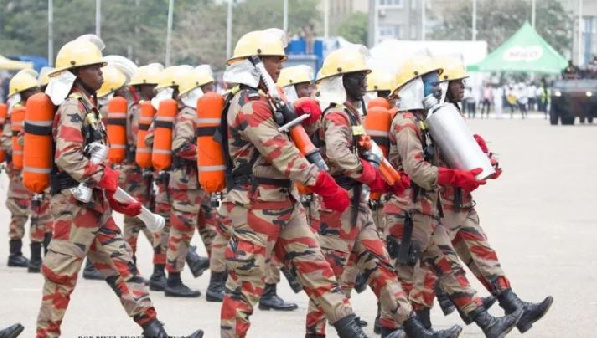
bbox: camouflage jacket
[225,87,319,205]
[169,105,199,190]
[388,110,441,216]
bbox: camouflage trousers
[5,169,53,242]
[411,207,511,309]
[152,172,171,266]
[119,166,154,260]
[306,193,412,335]
[220,198,353,338]
[382,199,482,329]
[36,191,156,338]
[166,188,217,273]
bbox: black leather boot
[282,265,303,293]
[0,322,24,338]
[481,295,498,310]
[149,264,167,291]
[415,308,432,330]
[186,329,204,338]
[332,314,368,338]
[404,314,463,338]
[7,240,29,267]
[497,289,553,333]
[205,271,227,302]
[374,302,382,334]
[42,232,52,255]
[435,281,456,316]
[165,272,201,297]
[380,326,402,338]
[354,272,368,294]
[82,259,104,280]
[471,306,523,338]
[186,245,210,278]
[258,283,298,311]
[141,320,168,338]
[27,242,42,273]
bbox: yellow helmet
[38,67,55,87]
[367,69,395,93]
[178,66,215,95]
[439,57,468,82]
[97,65,127,98]
[130,63,164,86]
[277,66,313,87]
[393,55,442,92]
[9,69,39,97]
[52,39,106,75]
[316,46,371,82]
[228,29,287,65]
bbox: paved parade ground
[0,114,595,337]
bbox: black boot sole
[27,266,41,273]
[2,324,24,338]
[491,308,524,338]
[149,282,166,292]
[517,296,553,333]
[258,303,298,311]
[165,290,201,298]
[7,259,29,267]
[205,293,224,302]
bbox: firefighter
[220,28,368,338]
[35,35,203,338]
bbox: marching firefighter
[382,54,523,338]
[35,35,203,338]
[220,28,369,338]
[165,65,218,298]
[410,57,553,333]
[305,46,460,338]
[1,69,48,271]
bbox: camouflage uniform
[305,102,413,335]
[1,104,53,245]
[221,88,354,338]
[380,110,484,327]
[167,105,217,273]
[36,91,156,337]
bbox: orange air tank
[23,93,55,193]
[0,103,6,163]
[196,92,226,193]
[151,98,177,170]
[135,101,155,169]
[106,97,127,164]
[10,106,25,170]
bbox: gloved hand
[293,97,322,126]
[368,172,388,193]
[98,166,119,194]
[106,191,142,217]
[310,171,350,212]
[438,167,486,193]
[391,173,411,196]
[178,142,197,161]
[473,134,489,153]
[358,159,377,184]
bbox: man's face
[447,79,465,102]
[343,71,367,101]
[262,56,284,83]
[138,84,157,99]
[422,71,441,99]
[77,64,104,91]
[294,82,312,98]
[201,82,215,93]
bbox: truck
[550,78,597,125]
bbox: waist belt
[232,175,291,189]
[50,172,79,195]
[333,175,361,190]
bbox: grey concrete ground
[0,114,595,337]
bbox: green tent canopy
[468,23,568,73]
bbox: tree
[337,12,368,46]
[429,0,572,56]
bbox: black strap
[25,123,52,135]
[453,188,462,212]
[398,212,414,265]
[196,126,218,137]
[139,124,150,131]
[107,118,126,126]
[155,120,173,129]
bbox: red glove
[293,97,322,126]
[473,134,489,153]
[310,171,350,212]
[438,167,486,193]
[106,192,142,217]
[358,159,377,185]
[178,143,197,161]
[489,156,502,179]
[368,172,388,193]
[98,166,119,194]
[391,173,411,196]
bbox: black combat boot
[471,306,523,338]
[414,308,432,330]
[354,316,367,327]
[403,314,463,338]
[165,272,201,297]
[497,289,553,333]
[373,302,382,334]
[0,322,24,338]
[42,232,52,255]
[481,295,498,310]
[149,264,167,291]
[205,271,227,302]
[186,245,210,278]
[434,281,456,316]
[82,259,104,280]
[7,240,29,267]
[282,266,303,293]
[186,330,204,338]
[142,320,168,338]
[258,283,298,311]
[354,272,368,294]
[380,326,403,338]
[332,314,368,338]
[305,334,325,338]
[27,242,43,273]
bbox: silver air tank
[425,103,495,180]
